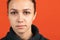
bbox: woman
[1,0,48,40]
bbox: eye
[10,11,18,15]
[23,11,30,15]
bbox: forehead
[10,0,31,2]
[9,0,34,10]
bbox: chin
[17,29,26,33]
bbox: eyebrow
[23,9,31,11]
[10,9,17,11]
[10,8,31,11]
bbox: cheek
[9,16,17,26]
[25,15,34,25]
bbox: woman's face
[8,0,36,33]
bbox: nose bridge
[18,12,23,21]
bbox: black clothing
[1,25,48,40]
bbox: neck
[15,27,33,40]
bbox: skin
[8,0,36,40]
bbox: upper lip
[16,25,26,27]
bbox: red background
[0,0,60,40]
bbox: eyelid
[10,11,17,13]
[24,11,30,13]
[10,11,18,15]
[11,11,18,13]
[10,9,18,12]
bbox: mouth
[16,25,26,29]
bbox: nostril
[17,21,23,23]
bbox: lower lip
[16,25,26,29]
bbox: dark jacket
[1,25,48,40]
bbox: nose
[17,13,24,23]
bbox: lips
[16,25,26,29]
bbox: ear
[33,12,37,21]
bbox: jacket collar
[8,24,40,40]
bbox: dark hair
[7,0,36,13]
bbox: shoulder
[32,24,48,40]
[0,32,10,40]
[39,34,48,40]
[1,37,7,40]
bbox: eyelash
[10,11,30,15]
[10,11,18,15]
[23,11,30,15]
[11,12,16,14]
